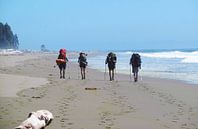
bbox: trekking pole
[139,68,142,81]
[104,63,106,80]
[78,66,80,80]
[130,65,132,82]
[67,62,71,79]
[86,67,88,80]
[115,67,118,81]
[114,64,117,81]
[140,74,142,81]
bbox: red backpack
[56,49,67,65]
[59,48,66,58]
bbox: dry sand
[0,53,198,129]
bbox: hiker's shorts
[59,63,66,70]
[132,66,138,73]
[108,64,115,70]
[80,63,86,68]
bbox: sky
[0,0,198,51]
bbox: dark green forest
[0,22,19,49]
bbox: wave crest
[139,51,198,63]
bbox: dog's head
[36,110,53,126]
[14,110,53,129]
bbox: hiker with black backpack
[78,52,88,80]
[130,53,141,82]
[105,52,117,81]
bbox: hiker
[78,52,88,80]
[105,52,117,81]
[57,49,68,79]
[130,53,141,82]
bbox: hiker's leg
[109,69,112,81]
[63,64,66,79]
[63,69,65,79]
[60,68,62,78]
[83,68,86,79]
[80,67,83,80]
[136,72,138,81]
[134,72,138,82]
[82,67,85,79]
[112,69,114,80]
[134,72,136,82]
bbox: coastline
[0,53,198,129]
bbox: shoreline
[87,65,198,86]
[0,53,198,129]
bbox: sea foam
[139,51,198,63]
[0,49,23,55]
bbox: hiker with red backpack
[56,49,68,79]
[130,53,141,82]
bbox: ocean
[87,49,198,85]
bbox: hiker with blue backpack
[78,52,88,80]
[130,53,141,82]
[105,52,117,81]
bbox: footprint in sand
[99,112,114,128]
[67,122,73,125]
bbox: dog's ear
[46,118,53,126]
[28,112,33,118]
[14,126,23,129]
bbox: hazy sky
[0,0,198,51]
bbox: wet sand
[0,53,198,129]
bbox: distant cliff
[0,22,19,49]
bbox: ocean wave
[0,49,23,55]
[115,50,198,63]
[139,51,198,63]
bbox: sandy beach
[0,53,198,129]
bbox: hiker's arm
[66,57,69,62]
[58,54,61,59]
[78,57,80,63]
[129,58,132,65]
[105,58,107,64]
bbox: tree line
[0,22,19,49]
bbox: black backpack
[79,53,87,65]
[131,53,141,67]
[107,53,116,64]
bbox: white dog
[14,110,53,129]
